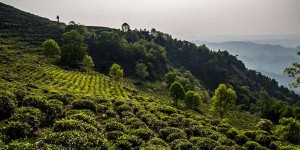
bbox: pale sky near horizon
[1,0,300,40]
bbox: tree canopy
[109,63,124,81]
[184,91,201,110]
[135,62,149,80]
[42,39,60,58]
[61,30,88,68]
[169,81,185,107]
[211,83,237,119]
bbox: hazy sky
[1,0,300,40]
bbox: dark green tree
[61,30,88,67]
[135,62,149,80]
[211,83,237,119]
[184,91,201,110]
[274,117,300,144]
[169,81,185,107]
[42,39,60,57]
[251,91,284,123]
[109,63,124,81]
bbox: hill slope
[0,2,300,149]
[203,41,300,92]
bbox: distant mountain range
[194,41,300,92]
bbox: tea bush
[0,94,16,120]
[71,99,97,113]
[53,119,98,133]
[36,131,108,149]
[170,139,193,150]
[190,136,219,150]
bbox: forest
[0,2,300,150]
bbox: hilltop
[0,2,300,149]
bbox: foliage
[274,117,300,144]
[0,93,16,120]
[61,30,88,67]
[36,131,108,149]
[135,62,149,80]
[211,83,237,119]
[142,138,170,150]
[109,63,124,81]
[9,106,43,131]
[2,121,32,141]
[185,90,202,110]
[251,91,284,123]
[53,119,98,133]
[284,52,300,88]
[82,55,95,72]
[42,39,60,57]
[72,99,97,112]
[255,119,273,133]
[169,81,185,106]
[165,68,201,91]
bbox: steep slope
[0,38,299,150]
[0,2,63,44]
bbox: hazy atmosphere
[2,0,300,40]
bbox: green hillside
[0,2,300,150]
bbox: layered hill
[0,2,300,149]
[203,41,300,92]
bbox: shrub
[269,141,286,150]
[190,137,218,150]
[8,140,35,149]
[255,133,271,147]
[66,113,100,128]
[214,145,231,150]
[224,128,238,140]
[116,104,133,114]
[142,138,170,150]
[36,131,108,149]
[159,127,185,140]
[0,94,16,120]
[234,133,249,145]
[244,130,256,141]
[170,139,193,150]
[98,104,109,113]
[167,132,188,142]
[243,141,261,150]
[14,89,28,104]
[65,109,95,117]
[105,121,125,132]
[125,118,147,129]
[2,121,32,141]
[23,95,47,110]
[44,100,63,124]
[279,146,298,150]
[72,99,97,112]
[159,105,177,115]
[53,119,97,133]
[274,117,300,144]
[131,128,154,141]
[9,107,43,130]
[218,136,236,146]
[106,131,124,140]
[255,119,273,133]
[116,135,142,149]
